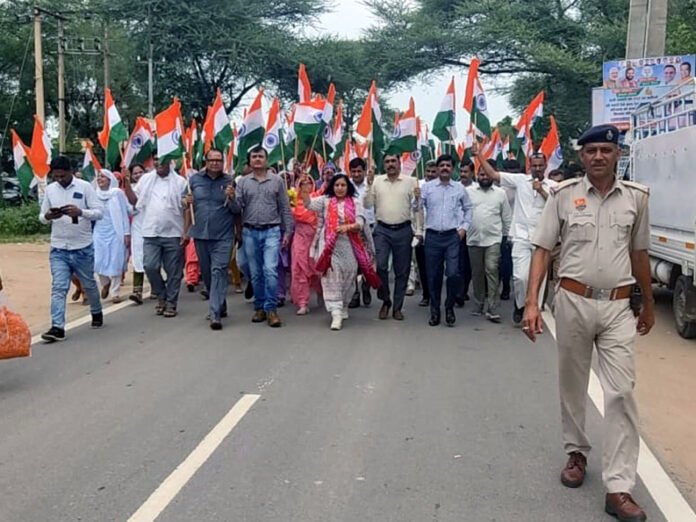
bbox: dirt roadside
[1,241,694,505]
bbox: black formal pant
[424,230,460,315]
[374,223,413,311]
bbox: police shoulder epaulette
[620,180,650,195]
[550,177,582,195]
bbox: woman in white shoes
[299,173,379,330]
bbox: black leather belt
[243,223,280,231]
[426,228,456,235]
[377,220,411,230]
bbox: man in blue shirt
[419,154,473,327]
[184,148,241,330]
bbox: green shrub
[0,202,50,236]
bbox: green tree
[365,0,629,146]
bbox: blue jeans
[194,238,234,321]
[242,226,281,311]
[50,244,102,329]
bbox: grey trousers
[554,288,640,493]
[469,243,501,314]
[143,236,184,308]
[373,224,413,311]
[195,238,234,321]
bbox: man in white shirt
[466,160,512,322]
[123,157,188,317]
[348,157,375,308]
[473,145,557,325]
[39,156,104,342]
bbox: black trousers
[374,224,413,311]
[456,239,471,301]
[425,230,460,315]
[414,243,429,299]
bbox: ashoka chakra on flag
[264,134,279,148]
[476,94,487,111]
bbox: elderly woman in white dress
[299,173,380,330]
[93,169,130,303]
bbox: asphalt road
[0,288,677,521]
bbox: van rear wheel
[673,275,696,339]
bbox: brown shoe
[155,300,166,316]
[163,306,177,318]
[267,310,281,328]
[101,281,111,299]
[605,493,646,522]
[560,452,587,488]
[392,309,404,321]
[379,303,391,320]
[252,309,267,323]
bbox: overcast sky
[315,0,514,136]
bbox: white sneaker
[330,313,343,330]
[296,306,309,315]
[341,309,349,320]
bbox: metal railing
[630,78,696,141]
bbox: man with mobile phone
[39,156,104,342]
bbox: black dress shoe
[428,313,440,326]
[500,291,510,301]
[210,320,223,330]
[513,305,525,326]
[348,292,361,309]
[418,296,430,307]
[445,308,456,326]
[244,282,253,299]
[361,284,371,306]
[454,298,465,308]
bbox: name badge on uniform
[73,192,84,199]
[573,198,586,211]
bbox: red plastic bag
[0,305,31,360]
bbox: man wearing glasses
[184,148,242,330]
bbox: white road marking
[127,394,260,522]
[542,309,696,521]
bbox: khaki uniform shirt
[532,176,650,289]
[363,173,424,235]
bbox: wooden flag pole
[305,131,320,164]
[321,137,327,162]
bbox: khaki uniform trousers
[554,287,639,493]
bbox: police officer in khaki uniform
[523,125,654,522]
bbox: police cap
[577,124,619,146]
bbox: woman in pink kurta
[291,177,322,314]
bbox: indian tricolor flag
[540,115,563,175]
[355,80,384,166]
[155,98,185,163]
[264,97,282,166]
[98,88,128,169]
[298,63,312,103]
[331,100,345,161]
[516,91,544,141]
[236,88,266,170]
[389,97,417,154]
[432,77,457,142]
[284,107,296,150]
[212,88,234,151]
[81,140,102,182]
[11,129,34,198]
[294,98,325,143]
[124,117,155,168]
[464,58,491,138]
[482,127,502,162]
[28,115,52,178]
